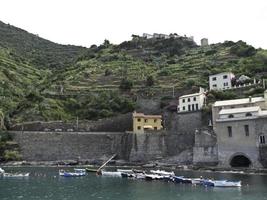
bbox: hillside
[0,21,267,125]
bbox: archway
[230,154,251,168]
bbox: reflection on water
[0,167,267,200]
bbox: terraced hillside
[0,20,267,124]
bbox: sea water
[0,167,267,200]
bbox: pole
[172,86,175,98]
[76,116,79,131]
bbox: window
[154,119,157,123]
[246,112,252,117]
[223,82,228,86]
[244,125,249,136]
[260,135,266,144]
[212,77,216,81]
[228,114,234,118]
[182,99,185,103]
[144,119,147,123]
[154,127,157,130]
[223,75,228,79]
[137,118,141,122]
[192,104,195,111]
[183,106,185,110]
[196,104,199,110]
[137,126,141,130]
[188,105,191,111]
[188,98,190,102]
[193,97,196,101]
[212,84,217,88]
[228,126,232,137]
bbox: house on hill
[132,112,163,134]
[209,72,235,90]
[177,87,206,113]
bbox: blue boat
[173,176,192,184]
[59,169,86,177]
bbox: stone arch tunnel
[229,153,252,168]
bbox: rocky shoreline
[1,160,267,175]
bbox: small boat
[59,169,86,177]
[191,178,204,185]
[135,173,146,179]
[145,174,164,181]
[0,167,5,174]
[101,171,122,177]
[85,168,98,173]
[121,172,136,178]
[74,168,86,173]
[173,176,192,184]
[3,172,30,178]
[203,180,241,187]
[117,169,134,173]
[150,170,175,176]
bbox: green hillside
[0,21,267,125]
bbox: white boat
[0,167,5,174]
[213,180,242,187]
[145,174,164,180]
[74,168,86,173]
[101,171,122,177]
[150,169,175,176]
[191,178,204,185]
[59,169,86,177]
[3,172,30,178]
[117,169,133,173]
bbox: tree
[146,75,155,86]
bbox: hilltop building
[209,72,235,90]
[212,90,267,168]
[132,112,163,134]
[177,87,206,113]
[201,38,209,46]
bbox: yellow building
[132,112,163,133]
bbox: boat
[191,178,204,185]
[173,176,192,184]
[85,168,98,173]
[203,179,241,187]
[150,169,175,176]
[74,168,86,173]
[3,172,30,178]
[0,167,5,174]
[101,171,122,177]
[121,172,136,178]
[59,169,86,177]
[117,169,134,173]
[145,174,164,181]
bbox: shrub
[119,78,133,91]
[3,150,22,161]
[146,75,155,86]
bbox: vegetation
[0,20,267,124]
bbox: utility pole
[172,86,175,98]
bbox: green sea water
[0,167,267,200]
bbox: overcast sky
[1,0,267,48]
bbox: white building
[177,88,206,113]
[209,72,235,90]
[143,33,153,39]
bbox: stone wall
[10,131,125,161]
[193,129,218,166]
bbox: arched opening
[246,112,252,117]
[230,155,251,168]
[228,114,234,118]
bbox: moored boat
[117,169,134,173]
[101,171,122,177]
[173,176,192,184]
[145,174,164,181]
[3,172,30,178]
[59,169,86,177]
[150,170,175,176]
[202,179,241,187]
[0,167,5,174]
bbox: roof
[213,97,265,107]
[219,106,260,115]
[179,92,205,99]
[133,112,162,119]
[209,72,234,77]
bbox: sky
[0,0,267,48]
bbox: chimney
[249,96,252,102]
